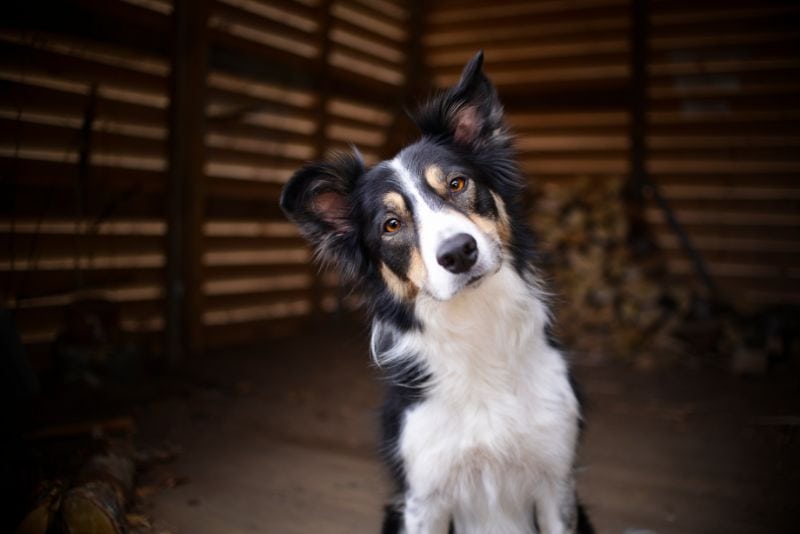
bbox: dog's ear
[280,151,366,279]
[414,50,508,149]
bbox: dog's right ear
[280,152,365,278]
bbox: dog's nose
[437,233,478,274]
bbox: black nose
[437,233,478,274]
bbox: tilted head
[281,52,531,317]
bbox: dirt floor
[135,317,800,534]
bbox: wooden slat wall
[424,0,632,182]
[425,0,800,308]
[1,0,411,357]
[646,0,800,306]
[204,0,408,347]
[0,16,171,355]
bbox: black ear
[280,151,365,279]
[414,50,508,149]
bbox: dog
[281,51,593,534]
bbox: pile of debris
[530,177,695,367]
[530,176,800,372]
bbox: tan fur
[381,262,412,300]
[407,249,427,291]
[424,165,446,195]
[490,191,512,243]
[383,191,409,216]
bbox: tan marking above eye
[382,192,408,213]
[424,165,446,195]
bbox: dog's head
[281,52,527,303]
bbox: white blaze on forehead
[389,156,496,300]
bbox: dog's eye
[449,176,467,193]
[383,218,401,234]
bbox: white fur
[389,158,500,301]
[373,263,581,534]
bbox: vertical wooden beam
[625,0,650,254]
[626,0,716,293]
[309,0,334,317]
[382,0,427,157]
[166,0,208,362]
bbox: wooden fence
[2,0,798,363]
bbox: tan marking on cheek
[382,192,408,216]
[380,262,411,300]
[490,191,512,243]
[469,213,501,242]
[407,249,427,291]
[424,165,446,195]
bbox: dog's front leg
[534,477,578,534]
[402,492,451,534]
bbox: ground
[135,316,799,534]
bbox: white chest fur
[387,265,580,533]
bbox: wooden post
[309,0,334,317]
[166,0,208,362]
[625,0,651,254]
[626,0,716,293]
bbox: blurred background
[2,1,799,533]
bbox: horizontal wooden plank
[427,2,628,32]
[660,244,800,267]
[644,208,800,227]
[659,184,800,201]
[515,135,629,151]
[424,16,627,49]
[3,185,166,220]
[651,30,800,53]
[331,28,405,67]
[648,159,800,175]
[205,263,313,281]
[0,40,167,94]
[0,118,165,158]
[203,296,312,326]
[6,0,170,58]
[436,66,629,89]
[328,49,405,86]
[0,156,166,191]
[205,288,312,310]
[0,266,163,301]
[665,257,800,280]
[207,177,285,200]
[331,19,402,57]
[1,233,164,259]
[211,0,318,46]
[331,2,406,43]
[655,233,800,254]
[648,220,800,242]
[206,146,306,169]
[0,79,166,127]
[428,38,628,68]
[205,235,306,251]
[203,247,311,267]
[520,156,628,175]
[649,135,800,150]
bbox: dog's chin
[423,260,502,302]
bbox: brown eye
[449,176,466,193]
[384,218,401,234]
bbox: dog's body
[281,52,592,534]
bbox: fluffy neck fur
[372,261,553,393]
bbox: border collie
[281,51,593,534]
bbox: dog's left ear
[414,50,508,149]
